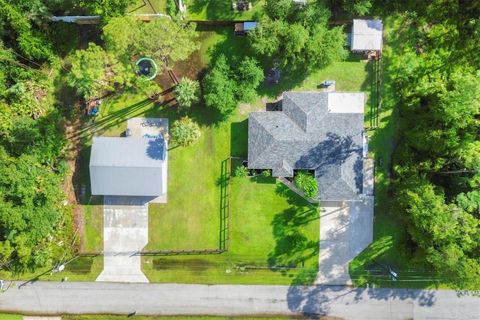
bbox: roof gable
[248,91,365,201]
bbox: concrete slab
[127,117,168,138]
[316,159,374,285]
[96,196,150,283]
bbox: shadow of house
[230,119,248,157]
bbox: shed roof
[248,91,365,201]
[351,19,383,51]
[244,21,257,31]
[89,137,166,196]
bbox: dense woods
[0,1,71,271]
[382,1,480,288]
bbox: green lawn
[143,175,319,285]
[0,314,22,320]
[186,0,265,20]
[83,196,103,253]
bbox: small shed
[351,19,383,52]
[293,0,307,5]
[234,21,257,36]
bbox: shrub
[235,165,249,177]
[294,171,318,199]
[262,169,272,177]
[174,77,200,109]
[170,116,201,146]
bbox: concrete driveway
[316,159,374,285]
[96,196,150,283]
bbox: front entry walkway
[316,159,374,285]
[96,196,150,283]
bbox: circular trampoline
[135,57,158,80]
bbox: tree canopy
[0,1,75,272]
[75,0,136,17]
[67,43,125,100]
[385,1,480,289]
[202,54,263,117]
[0,0,54,60]
[102,16,199,74]
[249,1,346,70]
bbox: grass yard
[145,111,230,251]
[186,0,265,20]
[83,196,103,253]
[0,314,22,320]
[258,55,371,100]
[143,174,319,285]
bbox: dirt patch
[173,47,206,81]
[154,47,206,108]
[238,103,251,115]
[63,105,86,251]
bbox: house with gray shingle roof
[248,91,366,201]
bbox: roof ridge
[248,115,276,167]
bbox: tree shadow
[146,137,166,160]
[257,65,309,99]
[267,205,319,278]
[295,132,361,169]
[286,285,437,316]
[275,182,311,206]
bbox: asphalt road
[1,282,479,319]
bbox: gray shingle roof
[248,91,365,201]
[89,137,166,196]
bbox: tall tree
[386,4,480,289]
[102,17,199,73]
[0,0,54,60]
[75,0,136,17]
[203,54,237,116]
[249,2,346,70]
[235,57,264,103]
[67,43,127,99]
